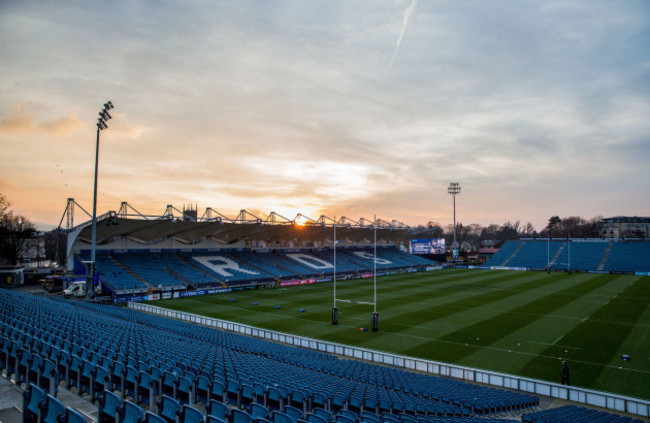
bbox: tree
[0,193,9,217]
[521,222,537,237]
[0,194,36,265]
[425,221,444,238]
[547,216,561,237]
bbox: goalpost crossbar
[336,299,375,306]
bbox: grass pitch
[156,269,650,400]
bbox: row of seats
[80,248,436,294]
[484,240,650,272]
[521,404,646,423]
[1,288,535,422]
[602,242,650,272]
[23,383,86,423]
[5,289,641,423]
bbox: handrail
[129,301,650,418]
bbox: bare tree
[0,194,36,265]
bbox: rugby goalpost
[332,216,379,331]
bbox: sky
[1,0,649,231]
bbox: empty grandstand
[3,287,649,422]
[484,239,650,273]
[63,211,441,300]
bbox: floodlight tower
[448,182,461,260]
[89,101,114,298]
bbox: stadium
[2,201,649,423]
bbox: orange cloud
[0,106,81,136]
[0,110,35,134]
[38,115,82,135]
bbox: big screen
[411,238,446,254]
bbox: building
[600,216,650,238]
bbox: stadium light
[372,214,379,331]
[332,217,338,325]
[90,100,115,298]
[447,182,461,261]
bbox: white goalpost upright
[332,214,379,331]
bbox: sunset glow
[1,1,648,230]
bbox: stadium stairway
[110,255,157,291]
[548,242,566,268]
[597,241,614,271]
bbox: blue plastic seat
[195,375,210,405]
[67,354,83,392]
[23,383,46,423]
[6,340,21,381]
[98,390,122,423]
[177,375,194,405]
[207,417,226,423]
[336,416,354,423]
[124,365,138,398]
[0,336,10,372]
[144,411,167,423]
[137,371,155,408]
[266,387,282,411]
[231,409,252,423]
[111,361,126,393]
[312,408,331,423]
[211,380,226,403]
[208,399,229,421]
[38,358,59,396]
[338,410,357,422]
[162,371,178,397]
[39,394,66,423]
[283,406,302,423]
[250,403,269,422]
[226,379,239,406]
[240,383,255,411]
[271,412,292,423]
[63,408,87,423]
[57,350,71,386]
[28,352,44,386]
[158,395,181,423]
[330,395,346,414]
[179,405,205,423]
[306,414,326,423]
[16,348,32,384]
[79,359,95,397]
[120,400,144,423]
[289,390,307,413]
[93,364,110,402]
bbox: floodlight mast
[371,214,379,331]
[332,217,338,325]
[89,101,114,298]
[447,182,461,260]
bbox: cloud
[389,0,419,69]
[1,0,649,229]
[0,108,34,134]
[0,106,81,136]
[38,115,82,135]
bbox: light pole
[89,101,114,298]
[448,182,461,261]
[332,217,338,325]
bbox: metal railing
[129,302,650,418]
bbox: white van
[63,281,86,297]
